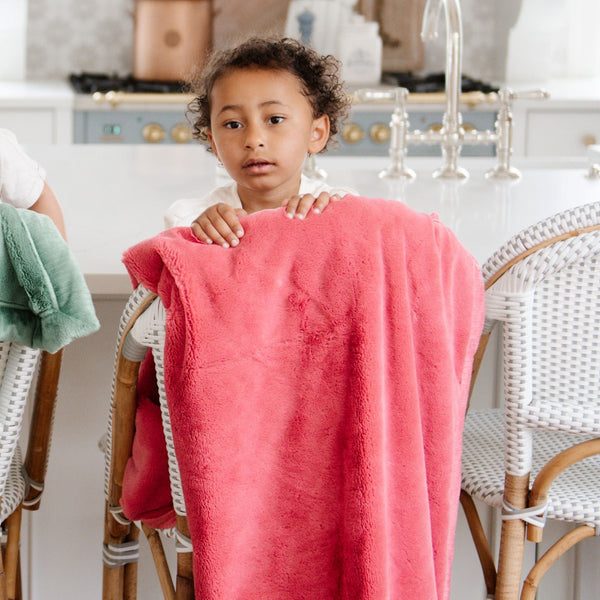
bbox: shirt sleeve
[0,129,46,209]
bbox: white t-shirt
[0,129,46,209]
[164,174,356,228]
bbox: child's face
[206,67,329,212]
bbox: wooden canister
[133,0,212,81]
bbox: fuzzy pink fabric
[122,195,484,600]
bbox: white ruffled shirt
[0,129,46,209]
[164,174,356,228]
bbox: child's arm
[192,192,341,247]
[29,182,67,240]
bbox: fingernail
[231,238,239,247]
[236,229,244,237]
[313,208,321,214]
[296,213,305,220]
[286,212,294,219]
[222,242,230,248]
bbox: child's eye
[224,121,242,130]
[268,116,284,125]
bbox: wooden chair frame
[0,348,62,600]
[102,288,194,600]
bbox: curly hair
[187,37,350,152]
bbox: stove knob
[171,123,193,144]
[142,123,166,143]
[369,123,391,144]
[342,123,365,145]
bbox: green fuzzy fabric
[0,204,99,352]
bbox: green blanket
[0,204,99,353]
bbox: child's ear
[206,129,221,160]
[308,115,330,154]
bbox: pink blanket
[122,195,484,599]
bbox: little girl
[164,37,355,248]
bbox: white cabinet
[0,81,73,143]
[511,78,600,158]
[525,109,600,157]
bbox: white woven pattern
[0,342,39,516]
[462,200,600,533]
[0,447,25,523]
[462,410,600,528]
[487,228,600,475]
[481,202,600,283]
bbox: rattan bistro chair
[0,346,61,600]
[460,201,600,600]
[102,286,193,600]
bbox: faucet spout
[421,0,467,178]
[420,0,443,42]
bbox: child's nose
[244,123,265,149]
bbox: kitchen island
[19,146,600,600]
[25,144,599,294]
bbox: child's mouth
[243,159,273,171]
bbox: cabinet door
[526,110,600,157]
[0,109,56,143]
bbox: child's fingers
[216,204,245,239]
[284,194,302,218]
[313,192,340,214]
[192,205,244,248]
[285,194,315,219]
[192,219,230,247]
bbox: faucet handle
[354,87,409,107]
[499,88,551,104]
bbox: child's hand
[191,203,248,248]
[282,192,341,220]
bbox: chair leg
[103,501,140,600]
[495,473,530,600]
[4,506,22,600]
[175,517,194,600]
[460,490,497,596]
[520,525,595,600]
[123,526,140,600]
[0,534,7,600]
[141,524,175,600]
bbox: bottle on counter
[337,14,382,86]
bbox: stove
[69,73,188,94]
[70,71,499,156]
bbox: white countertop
[23,144,599,296]
[0,80,73,108]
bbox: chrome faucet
[355,0,549,181]
[420,0,467,179]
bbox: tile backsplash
[26,0,505,82]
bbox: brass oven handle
[93,91,195,107]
